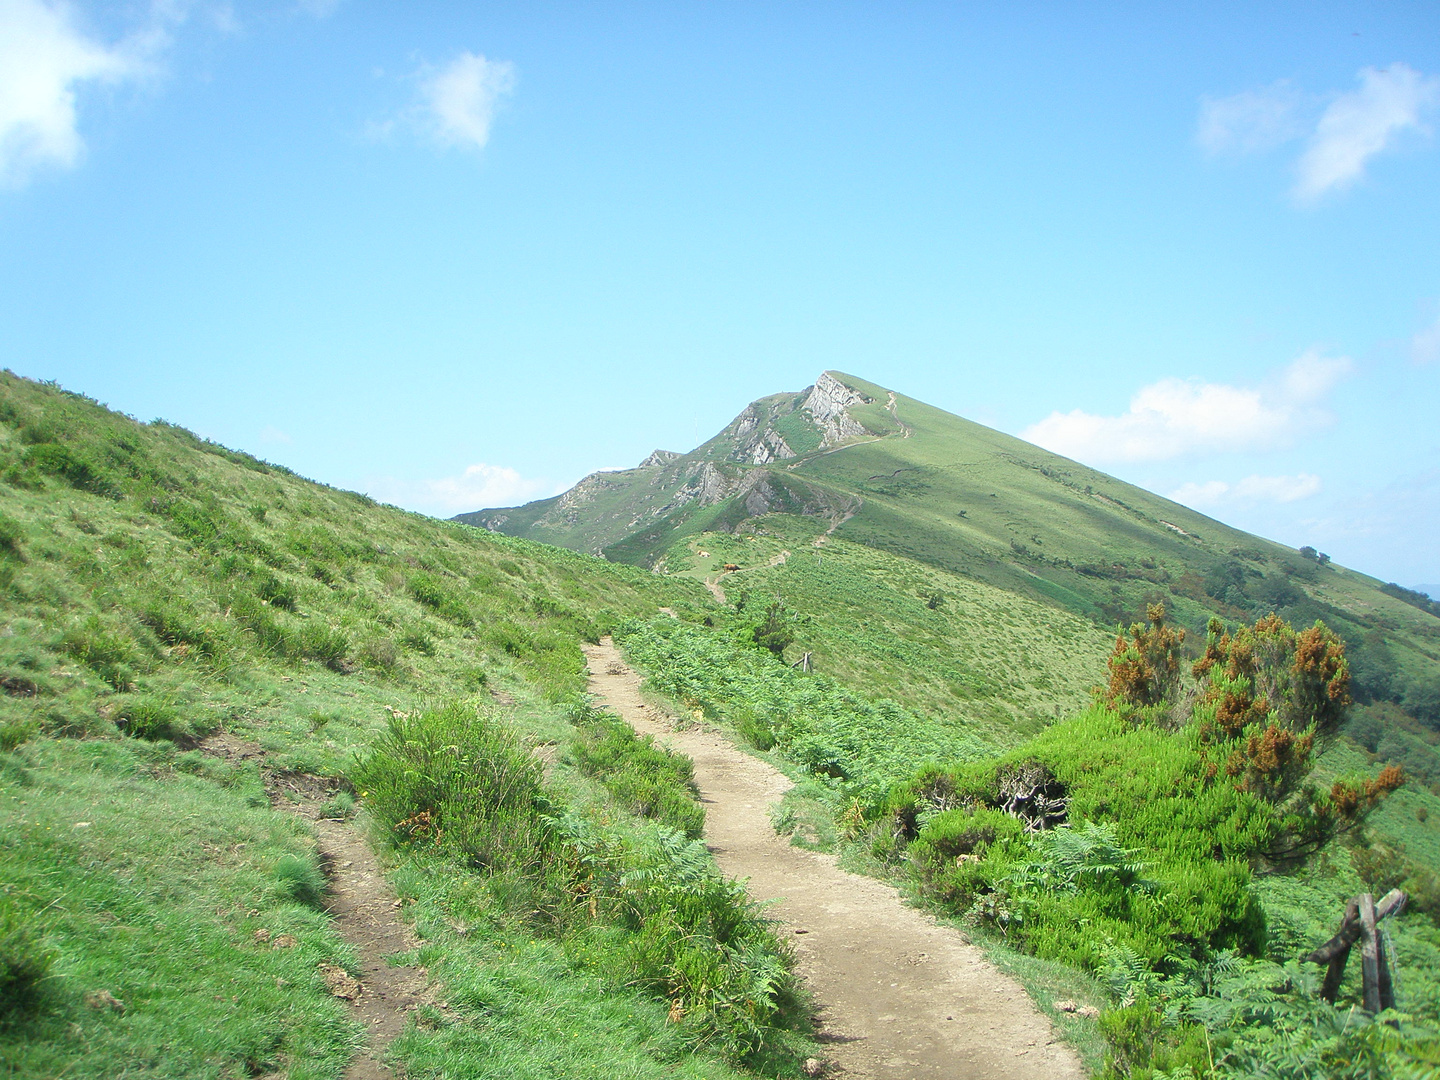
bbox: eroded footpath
[201,734,428,1080]
[583,638,1083,1080]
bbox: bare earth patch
[584,638,1083,1080]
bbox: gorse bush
[569,702,705,839]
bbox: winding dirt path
[583,640,1083,1080]
[200,734,428,1080]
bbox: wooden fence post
[1307,888,1407,1012]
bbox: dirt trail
[583,639,1082,1080]
[200,734,428,1080]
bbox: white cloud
[368,462,547,517]
[1173,473,1323,508]
[1413,312,1440,366]
[419,51,515,151]
[1022,350,1350,465]
[0,0,149,186]
[1294,64,1439,203]
[259,426,292,444]
[1197,81,1304,154]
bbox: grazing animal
[722,563,741,572]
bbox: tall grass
[353,702,810,1065]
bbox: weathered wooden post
[1306,888,1406,1013]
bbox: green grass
[353,702,813,1069]
[662,519,1115,740]
[617,616,991,808]
[386,861,758,1080]
[0,737,357,1079]
[0,373,829,1077]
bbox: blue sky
[1,1,1437,587]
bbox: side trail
[201,734,428,1080]
[583,638,1083,1080]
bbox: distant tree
[1299,546,1319,561]
[752,601,794,658]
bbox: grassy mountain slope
[0,373,822,1077]
[468,369,1440,793]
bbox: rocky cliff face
[802,372,871,447]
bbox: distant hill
[460,370,1440,713]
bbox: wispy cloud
[0,0,154,186]
[1021,350,1350,465]
[419,51,515,151]
[1295,64,1439,203]
[1413,312,1440,366]
[367,462,546,517]
[1197,80,1304,154]
[1197,64,1439,205]
[1171,473,1322,508]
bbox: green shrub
[60,615,145,689]
[554,818,807,1061]
[408,573,474,626]
[0,515,24,560]
[353,703,551,872]
[571,704,705,839]
[0,719,35,753]
[256,575,298,611]
[23,442,120,498]
[317,792,356,820]
[273,853,328,908]
[116,697,186,741]
[359,637,400,673]
[296,621,350,670]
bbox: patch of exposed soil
[583,639,1083,1080]
[199,734,429,1079]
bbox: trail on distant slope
[201,735,428,1080]
[583,639,1083,1080]
[705,548,792,603]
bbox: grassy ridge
[0,373,822,1077]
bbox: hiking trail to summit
[583,638,1083,1080]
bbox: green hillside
[0,373,821,1077]
[6,367,1440,1079]
[467,370,1440,795]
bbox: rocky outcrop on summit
[802,372,871,448]
[454,371,890,558]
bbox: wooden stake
[1359,892,1381,1014]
